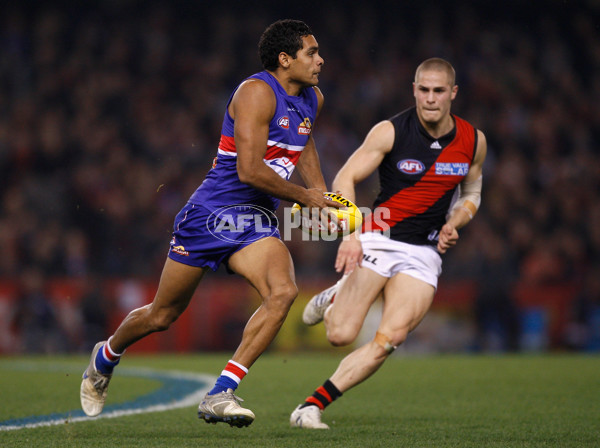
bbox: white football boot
[198,388,255,427]
[302,281,340,326]
[80,341,112,417]
[290,405,329,429]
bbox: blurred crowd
[1,1,598,352]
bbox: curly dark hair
[258,19,313,71]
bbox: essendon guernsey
[363,107,478,247]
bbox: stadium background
[0,0,598,355]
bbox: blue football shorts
[168,202,280,271]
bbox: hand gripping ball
[291,192,363,239]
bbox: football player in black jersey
[291,58,487,429]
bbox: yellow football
[291,192,363,239]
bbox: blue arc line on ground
[0,366,215,431]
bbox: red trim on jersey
[264,144,303,163]
[218,136,303,166]
[364,115,475,233]
[363,163,453,231]
[218,135,236,153]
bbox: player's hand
[437,223,459,254]
[299,188,342,210]
[299,188,342,229]
[335,235,363,275]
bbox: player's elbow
[237,166,256,185]
[237,160,267,187]
[237,163,252,184]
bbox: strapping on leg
[374,331,397,354]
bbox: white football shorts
[358,232,442,288]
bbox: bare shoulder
[475,129,487,164]
[372,119,395,136]
[363,120,395,154]
[311,86,324,115]
[238,78,272,93]
[476,129,487,146]
[230,78,276,120]
[334,119,394,185]
[311,85,324,101]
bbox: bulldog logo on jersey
[277,116,289,129]
[297,118,312,135]
[397,159,425,174]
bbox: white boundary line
[0,368,216,431]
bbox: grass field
[0,353,598,447]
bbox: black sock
[301,379,342,410]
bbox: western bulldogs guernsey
[364,107,478,247]
[188,71,318,212]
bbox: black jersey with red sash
[363,107,478,247]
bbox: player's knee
[265,283,298,318]
[327,325,360,347]
[327,332,353,347]
[271,282,298,305]
[374,330,407,354]
[148,306,181,332]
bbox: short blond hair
[415,58,456,86]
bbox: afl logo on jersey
[277,116,290,129]
[397,159,425,174]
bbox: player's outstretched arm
[332,120,395,274]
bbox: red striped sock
[302,379,342,410]
[94,337,122,374]
[208,360,249,395]
[103,337,123,362]
[222,360,248,385]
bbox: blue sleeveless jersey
[189,71,318,212]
